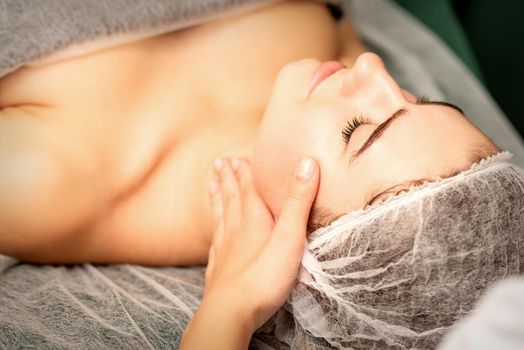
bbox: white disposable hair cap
[257,151,524,349]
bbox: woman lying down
[1,1,523,349]
[178,55,524,348]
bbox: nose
[341,52,405,105]
[353,52,386,75]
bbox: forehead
[313,104,486,218]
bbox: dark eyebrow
[416,99,464,115]
[350,108,408,162]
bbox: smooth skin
[180,157,319,349]
[181,53,497,348]
[0,0,362,265]
[253,53,497,224]
[0,1,499,347]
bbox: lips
[308,61,346,95]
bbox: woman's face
[253,53,496,227]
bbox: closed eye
[342,115,370,143]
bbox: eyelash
[342,115,370,143]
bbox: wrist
[202,285,258,334]
[180,286,256,350]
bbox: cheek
[252,118,302,216]
[317,155,396,217]
[315,164,365,217]
[252,112,332,216]
[252,147,295,216]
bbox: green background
[393,0,524,138]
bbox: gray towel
[0,0,275,77]
[1,1,524,349]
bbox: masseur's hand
[180,157,319,350]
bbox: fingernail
[231,158,240,171]
[296,158,316,180]
[208,180,219,195]
[213,158,224,172]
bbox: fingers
[272,158,319,245]
[215,159,241,222]
[205,244,215,282]
[235,158,252,195]
[210,158,244,246]
[235,158,275,239]
[204,244,215,297]
[213,157,256,208]
[235,159,261,205]
[209,179,224,249]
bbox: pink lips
[308,61,346,95]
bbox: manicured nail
[296,158,316,180]
[208,180,219,195]
[231,158,240,171]
[213,158,224,172]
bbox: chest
[0,1,343,236]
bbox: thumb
[272,158,320,243]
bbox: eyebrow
[349,100,465,162]
[309,100,470,230]
[417,100,464,115]
[350,108,408,161]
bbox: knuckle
[221,174,235,189]
[237,162,255,195]
[288,182,308,202]
[222,190,239,207]
[222,196,232,210]
[237,158,249,174]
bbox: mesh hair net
[254,152,524,349]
